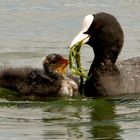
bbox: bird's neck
[88,58,119,76]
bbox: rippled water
[0,97,140,140]
[0,0,140,139]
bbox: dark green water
[0,0,140,139]
[0,88,140,140]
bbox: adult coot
[70,12,140,96]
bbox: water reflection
[1,97,140,139]
[42,102,92,139]
[41,99,123,139]
[90,99,122,139]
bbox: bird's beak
[56,58,69,75]
[69,14,94,48]
[69,31,90,49]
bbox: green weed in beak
[69,38,88,80]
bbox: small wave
[64,3,116,8]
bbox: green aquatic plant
[69,38,88,80]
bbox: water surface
[0,0,140,139]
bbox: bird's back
[0,67,61,97]
[101,57,140,96]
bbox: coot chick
[70,12,140,96]
[0,54,79,98]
